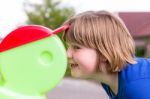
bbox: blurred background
[0,0,150,99]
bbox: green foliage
[24,0,75,29]
[136,46,145,57]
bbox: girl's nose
[67,48,73,58]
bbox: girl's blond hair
[63,11,136,72]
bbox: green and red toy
[0,25,69,99]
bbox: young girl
[63,10,150,99]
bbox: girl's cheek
[79,58,97,73]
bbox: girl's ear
[96,51,107,62]
[99,54,107,62]
[97,53,108,73]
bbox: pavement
[47,77,109,99]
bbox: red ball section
[0,25,69,52]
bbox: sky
[0,0,150,38]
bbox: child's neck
[92,72,118,94]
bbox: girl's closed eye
[66,43,81,50]
[72,45,81,50]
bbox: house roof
[119,12,150,37]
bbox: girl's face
[67,43,99,78]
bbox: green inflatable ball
[0,25,69,99]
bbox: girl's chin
[71,70,82,78]
[71,71,90,79]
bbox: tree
[24,0,75,30]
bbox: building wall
[119,12,150,57]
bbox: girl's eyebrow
[66,42,81,47]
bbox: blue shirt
[102,58,150,99]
